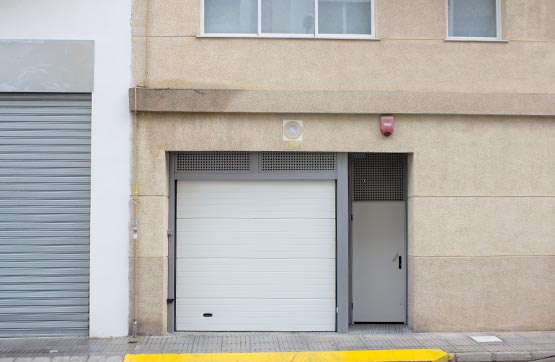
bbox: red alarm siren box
[380,115,394,137]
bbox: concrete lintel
[129,88,555,116]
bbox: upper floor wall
[132,0,555,94]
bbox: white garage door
[176,180,336,331]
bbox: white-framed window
[447,0,501,40]
[201,0,376,39]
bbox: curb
[125,350,450,362]
[455,352,555,362]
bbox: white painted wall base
[0,0,132,337]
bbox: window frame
[200,0,377,40]
[446,0,502,41]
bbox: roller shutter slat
[0,94,90,337]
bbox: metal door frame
[348,153,409,325]
[167,152,350,333]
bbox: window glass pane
[262,0,315,34]
[204,0,258,34]
[448,0,497,37]
[318,0,372,35]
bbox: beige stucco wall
[132,112,555,334]
[136,38,555,94]
[133,0,555,41]
[130,0,555,335]
[132,0,555,91]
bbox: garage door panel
[176,287,335,299]
[177,180,333,197]
[179,298,336,309]
[178,269,334,282]
[177,298,335,332]
[177,271,335,284]
[177,181,334,219]
[177,219,336,230]
[177,211,335,259]
[177,244,335,258]
[177,257,336,273]
[177,204,334,219]
[178,206,334,219]
[176,180,336,331]
[178,276,334,293]
[175,320,334,332]
[177,218,335,236]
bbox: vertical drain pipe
[131,89,139,339]
[132,182,139,338]
[130,0,151,339]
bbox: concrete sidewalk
[0,330,554,362]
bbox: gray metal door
[0,94,91,336]
[350,153,407,324]
[352,202,406,322]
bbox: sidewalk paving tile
[0,330,553,359]
[456,352,494,362]
[493,351,532,361]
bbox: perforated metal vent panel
[260,152,335,172]
[176,152,251,172]
[353,154,405,201]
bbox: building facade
[0,0,553,338]
[0,1,132,337]
[130,0,555,335]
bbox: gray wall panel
[0,93,91,337]
[0,40,94,93]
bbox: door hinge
[167,229,173,237]
[350,214,353,221]
[336,306,339,314]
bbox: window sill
[444,37,509,43]
[197,34,381,41]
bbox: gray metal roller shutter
[0,94,91,337]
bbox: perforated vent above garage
[353,153,405,201]
[174,152,338,179]
[260,152,336,172]
[176,152,251,172]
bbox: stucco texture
[132,0,555,41]
[131,0,555,335]
[138,38,555,94]
[132,0,555,92]
[132,112,555,334]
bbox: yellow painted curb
[124,349,449,362]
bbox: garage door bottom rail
[125,349,449,362]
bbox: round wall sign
[283,121,302,140]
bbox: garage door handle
[399,256,402,270]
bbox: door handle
[399,255,402,270]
